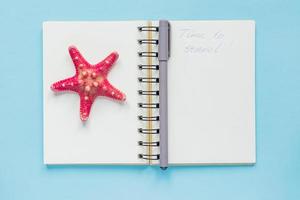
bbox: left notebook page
[43,21,144,164]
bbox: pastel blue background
[0,0,299,199]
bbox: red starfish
[51,46,126,121]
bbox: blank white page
[168,21,255,165]
[43,21,144,164]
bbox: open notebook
[43,20,255,165]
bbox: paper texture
[43,20,255,165]
[43,21,144,164]
[168,20,256,164]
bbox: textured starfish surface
[51,46,126,121]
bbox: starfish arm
[79,94,95,121]
[51,76,79,92]
[99,79,126,101]
[68,46,90,72]
[95,52,119,75]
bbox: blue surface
[0,0,300,199]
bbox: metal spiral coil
[138,39,159,45]
[138,51,158,57]
[138,115,159,121]
[138,154,160,160]
[138,141,160,147]
[138,90,159,96]
[138,26,159,32]
[138,128,160,134]
[138,25,160,161]
[138,64,159,70]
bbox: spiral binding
[138,64,159,70]
[138,25,160,161]
[138,128,159,134]
[138,90,159,96]
[138,154,160,160]
[138,141,160,147]
[138,115,159,121]
[138,26,159,32]
[138,52,158,57]
[138,77,159,83]
[138,39,159,45]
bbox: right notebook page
[168,20,255,165]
